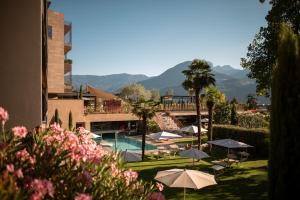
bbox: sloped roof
[86,85,118,100]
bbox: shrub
[238,112,269,128]
[0,107,162,200]
[213,124,269,157]
[147,120,161,133]
[213,102,231,124]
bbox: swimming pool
[100,134,157,152]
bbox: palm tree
[132,99,159,160]
[205,86,225,151]
[182,59,215,149]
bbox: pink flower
[0,106,9,126]
[148,192,166,200]
[15,168,24,178]
[156,182,164,191]
[123,169,138,185]
[12,126,28,138]
[50,122,63,133]
[6,164,14,173]
[30,179,54,199]
[74,193,92,200]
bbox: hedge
[212,124,269,157]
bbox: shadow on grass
[136,163,268,200]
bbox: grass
[126,148,268,200]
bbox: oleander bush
[213,124,269,157]
[237,112,269,128]
[0,107,163,200]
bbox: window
[47,26,52,39]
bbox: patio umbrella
[180,125,208,133]
[207,139,253,154]
[155,169,217,200]
[120,150,142,162]
[180,125,207,145]
[148,131,182,140]
[179,148,210,165]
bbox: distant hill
[72,62,269,104]
[72,73,149,92]
[138,61,269,104]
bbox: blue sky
[51,0,271,76]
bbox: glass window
[48,26,52,39]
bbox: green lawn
[126,151,268,200]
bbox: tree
[241,0,300,96]
[205,86,225,147]
[246,94,257,110]
[182,59,215,149]
[54,109,59,124]
[165,88,174,96]
[68,111,73,130]
[79,85,83,99]
[132,99,159,160]
[230,97,238,105]
[119,84,151,102]
[269,24,300,199]
[230,102,238,125]
[213,102,231,124]
[150,89,161,101]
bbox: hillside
[72,73,149,92]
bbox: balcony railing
[64,21,72,54]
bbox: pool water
[101,134,157,152]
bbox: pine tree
[269,24,300,199]
[79,85,83,99]
[230,103,238,125]
[68,111,73,130]
[54,109,59,124]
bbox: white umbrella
[180,125,207,146]
[180,125,207,133]
[120,151,142,162]
[155,169,217,200]
[179,148,210,165]
[89,132,101,139]
[148,131,182,140]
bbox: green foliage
[119,84,151,101]
[205,86,225,144]
[269,24,300,199]
[246,94,257,110]
[147,120,161,133]
[182,59,216,149]
[213,102,231,124]
[150,89,161,101]
[230,103,238,125]
[132,99,159,160]
[165,88,174,96]
[238,113,269,129]
[68,111,73,130]
[213,125,269,157]
[0,120,157,199]
[241,0,300,96]
[79,85,83,99]
[230,97,238,104]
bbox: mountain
[72,73,149,92]
[138,61,269,104]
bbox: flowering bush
[238,112,269,128]
[0,107,164,200]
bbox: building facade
[0,0,48,129]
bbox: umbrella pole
[184,187,186,200]
[193,158,194,166]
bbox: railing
[64,21,72,48]
[84,100,131,114]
